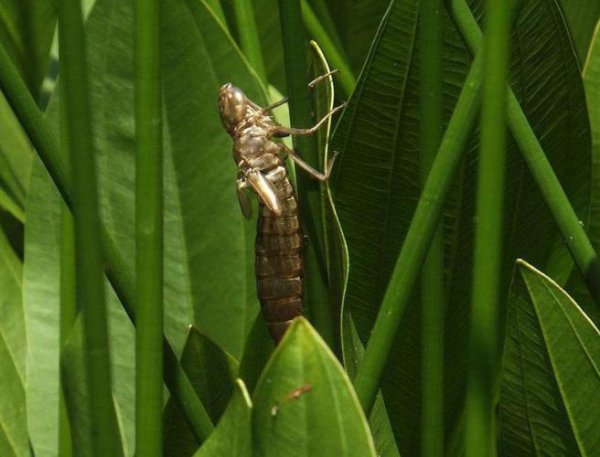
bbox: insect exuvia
[218,75,344,343]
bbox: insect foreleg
[280,144,338,182]
[258,97,289,114]
[236,177,253,219]
[269,102,347,138]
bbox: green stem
[58,0,115,453]
[279,0,335,348]
[419,0,445,455]
[0,37,214,443]
[465,0,512,455]
[233,0,267,83]
[301,0,355,97]
[449,0,600,306]
[354,51,484,414]
[134,0,164,454]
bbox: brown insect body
[219,84,303,343]
[218,82,342,343]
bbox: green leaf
[23,157,63,457]
[252,318,376,457]
[0,229,27,457]
[60,318,127,457]
[164,327,238,457]
[331,0,590,454]
[192,379,252,457]
[0,0,57,95]
[499,260,600,456]
[0,92,31,221]
[556,0,600,63]
[341,314,401,457]
[25,159,136,456]
[238,316,274,395]
[323,0,390,73]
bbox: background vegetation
[0,0,599,456]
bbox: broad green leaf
[26,0,264,451]
[0,93,31,221]
[25,160,136,456]
[499,260,600,456]
[557,0,600,63]
[78,0,263,359]
[164,327,238,457]
[193,379,252,457]
[0,0,56,96]
[61,319,127,457]
[0,229,27,457]
[331,0,591,454]
[253,318,376,457]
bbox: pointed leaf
[499,260,600,456]
[193,380,252,457]
[253,318,376,457]
[164,327,238,457]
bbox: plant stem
[465,0,512,455]
[57,0,115,453]
[0,39,214,443]
[419,0,445,455]
[233,0,268,84]
[279,0,335,348]
[450,0,600,307]
[301,0,355,97]
[354,51,484,414]
[134,0,164,454]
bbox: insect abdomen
[255,165,303,343]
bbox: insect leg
[236,177,253,219]
[258,97,289,114]
[269,102,347,138]
[280,144,338,182]
[308,69,339,88]
[258,71,338,115]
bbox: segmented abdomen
[255,165,303,343]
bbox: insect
[218,74,344,343]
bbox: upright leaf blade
[193,380,252,457]
[499,260,600,456]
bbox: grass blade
[465,0,513,455]
[57,0,115,453]
[134,0,164,453]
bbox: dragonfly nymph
[218,78,344,343]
